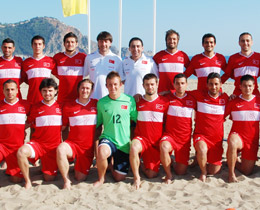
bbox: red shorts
[160,135,191,165]
[65,141,94,175]
[134,136,160,172]
[228,132,259,161]
[27,141,58,176]
[193,134,223,165]
[0,144,22,177]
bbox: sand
[0,80,260,210]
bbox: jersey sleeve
[52,54,59,78]
[224,99,233,119]
[27,105,37,128]
[183,52,190,69]
[83,56,89,78]
[221,56,233,84]
[150,58,159,77]
[96,100,103,128]
[62,105,69,126]
[129,97,137,122]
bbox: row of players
[1,30,259,106]
[1,71,259,190]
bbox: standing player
[94,71,137,187]
[22,35,56,104]
[221,32,260,96]
[17,78,62,189]
[192,73,229,182]
[184,33,226,91]
[121,37,158,98]
[160,74,196,184]
[130,73,168,189]
[153,29,189,94]
[225,75,260,182]
[56,79,97,189]
[0,80,29,182]
[84,31,122,99]
[53,32,86,104]
[0,38,23,100]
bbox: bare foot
[228,174,238,183]
[63,181,72,190]
[164,175,173,184]
[93,179,104,188]
[132,178,141,190]
[199,173,207,182]
[24,181,32,189]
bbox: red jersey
[185,53,226,91]
[153,50,190,93]
[191,90,229,143]
[53,52,86,103]
[0,99,30,150]
[134,95,168,146]
[164,92,196,144]
[63,99,97,150]
[225,95,260,144]
[0,56,23,100]
[221,52,260,95]
[27,100,62,150]
[22,56,56,104]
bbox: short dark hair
[2,38,15,47]
[207,72,221,83]
[39,78,58,91]
[165,29,180,42]
[143,73,158,84]
[3,79,17,88]
[97,31,113,43]
[129,37,143,47]
[202,33,216,44]
[63,32,78,43]
[240,74,255,84]
[174,73,187,83]
[239,32,252,41]
[77,79,94,93]
[31,35,45,45]
[106,71,121,83]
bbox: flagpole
[88,0,91,54]
[119,0,122,57]
[153,0,156,55]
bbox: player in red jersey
[221,32,260,96]
[185,33,226,91]
[153,29,190,94]
[17,78,62,189]
[130,73,168,189]
[0,38,23,100]
[53,32,86,104]
[22,35,56,104]
[56,79,97,189]
[192,73,229,182]
[0,79,29,182]
[225,75,260,183]
[160,73,196,184]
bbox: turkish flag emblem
[142,60,148,64]
[109,59,115,64]
[121,105,128,110]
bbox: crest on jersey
[156,104,163,110]
[56,108,62,114]
[254,103,260,109]
[142,60,148,64]
[215,60,222,65]
[177,56,184,62]
[43,62,50,67]
[18,107,25,112]
[121,105,128,110]
[253,59,259,65]
[75,59,82,65]
[15,62,21,68]
[91,107,97,112]
[186,100,193,106]
[219,99,226,105]
[109,59,115,64]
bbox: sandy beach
[0,79,260,210]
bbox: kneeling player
[130,73,168,189]
[192,73,228,182]
[17,78,62,189]
[160,74,196,184]
[226,75,260,182]
[56,79,97,189]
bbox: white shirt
[121,54,158,96]
[84,50,122,99]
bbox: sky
[1,0,260,56]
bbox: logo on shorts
[195,137,201,142]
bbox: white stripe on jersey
[197,102,225,115]
[137,111,164,122]
[69,114,97,126]
[0,69,21,78]
[231,110,260,121]
[57,66,84,76]
[167,105,193,118]
[195,67,221,78]
[36,115,62,127]
[158,63,184,73]
[234,66,259,78]
[27,68,52,79]
[0,113,26,125]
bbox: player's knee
[145,169,158,179]
[43,174,56,182]
[112,172,126,182]
[56,143,67,157]
[130,143,141,156]
[160,141,171,153]
[97,146,110,160]
[195,142,207,155]
[75,173,87,181]
[17,146,28,159]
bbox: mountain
[0,17,152,58]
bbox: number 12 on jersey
[113,114,121,124]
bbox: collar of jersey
[4,98,19,106]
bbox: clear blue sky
[1,0,260,56]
